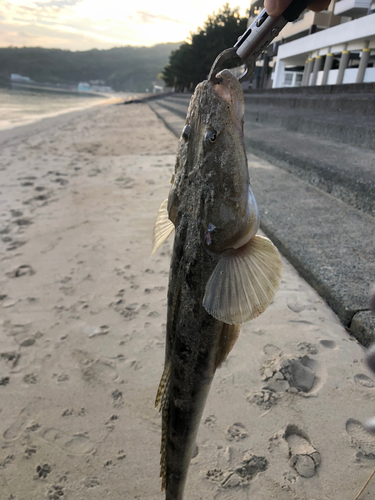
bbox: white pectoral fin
[203,235,282,325]
[151,199,175,256]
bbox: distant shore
[10,80,109,98]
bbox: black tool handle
[282,0,313,22]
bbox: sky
[0,0,251,51]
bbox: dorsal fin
[155,360,172,492]
[155,360,171,411]
[160,396,169,491]
[151,199,175,256]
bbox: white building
[248,0,375,88]
[10,73,33,83]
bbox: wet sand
[0,101,375,500]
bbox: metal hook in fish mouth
[208,48,237,84]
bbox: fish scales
[152,70,282,499]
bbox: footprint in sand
[47,484,65,499]
[36,463,51,478]
[1,351,20,369]
[207,453,268,489]
[5,321,36,347]
[6,265,35,278]
[225,453,268,487]
[261,354,321,395]
[263,344,282,356]
[319,339,337,349]
[111,389,123,408]
[3,399,41,441]
[204,415,217,427]
[247,389,279,410]
[346,418,375,457]
[225,422,248,441]
[284,425,321,477]
[354,374,375,389]
[81,359,119,383]
[73,350,119,384]
[10,209,24,217]
[14,217,33,227]
[41,428,96,456]
[5,239,27,252]
[287,300,305,313]
[82,324,110,338]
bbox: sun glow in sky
[0,0,252,50]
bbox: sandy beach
[1,101,375,500]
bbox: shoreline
[10,81,109,97]
[0,93,130,136]
[0,96,125,145]
[0,98,109,133]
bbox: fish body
[153,70,282,499]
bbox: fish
[152,69,282,499]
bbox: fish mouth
[211,69,245,136]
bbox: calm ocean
[0,86,120,131]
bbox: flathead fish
[152,69,282,499]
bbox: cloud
[34,0,83,7]
[0,0,199,49]
[0,21,125,50]
[2,0,83,24]
[135,10,186,24]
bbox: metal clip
[209,8,287,83]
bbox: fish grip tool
[209,0,313,83]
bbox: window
[283,73,293,85]
[295,74,303,86]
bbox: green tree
[161,4,248,90]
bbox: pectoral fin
[203,235,282,325]
[151,199,175,256]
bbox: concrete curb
[121,92,173,105]
[244,81,375,95]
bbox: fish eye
[182,124,190,140]
[205,130,217,144]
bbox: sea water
[0,86,118,131]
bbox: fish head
[168,69,259,253]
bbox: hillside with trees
[161,4,248,91]
[0,43,181,92]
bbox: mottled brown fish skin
[161,72,246,499]
[164,219,223,499]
